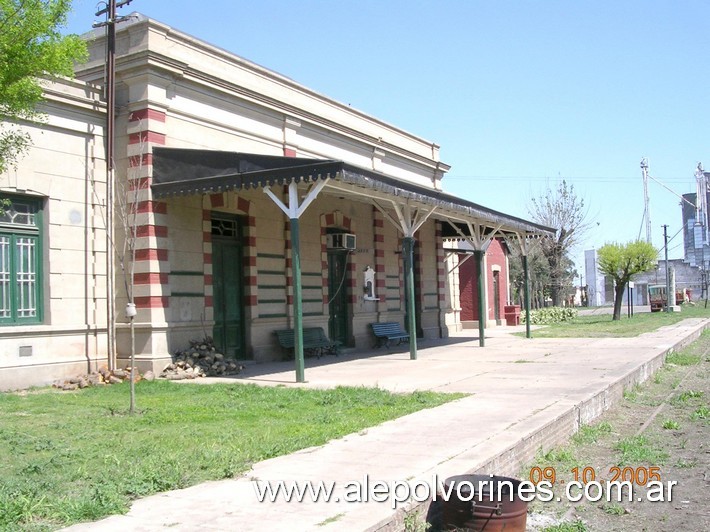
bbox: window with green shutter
[0,197,42,325]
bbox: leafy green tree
[509,244,551,309]
[597,241,658,321]
[529,180,592,306]
[0,0,87,174]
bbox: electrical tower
[640,158,652,244]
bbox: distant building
[585,249,606,306]
[585,163,709,307]
[682,164,710,269]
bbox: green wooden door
[327,250,349,345]
[212,216,246,358]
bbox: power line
[444,175,694,182]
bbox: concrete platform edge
[364,320,710,532]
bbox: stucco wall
[0,80,107,390]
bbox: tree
[597,241,658,321]
[529,180,592,306]
[0,0,87,174]
[509,244,551,309]
[92,123,143,415]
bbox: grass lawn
[527,304,710,338]
[0,382,463,530]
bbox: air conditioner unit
[326,233,356,250]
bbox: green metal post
[475,249,485,347]
[523,254,532,339]
[403,236,417,360]
[664,224,671,313]
[291,217,305,382]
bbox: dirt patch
[524,335,710,531]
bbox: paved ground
[64,319,710,532]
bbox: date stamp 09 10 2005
[527,466,678,503]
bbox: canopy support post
[373,202,437,360]
[264,178,329,383]
[523,254,532,339]
[403,236,417,360]
[475,249,486,347]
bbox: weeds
[674,458,697,468]
[572,422,612,445]
[316,512,345,527]
[403,510,431,532]
[602,503,626,516]
[615,435,668,465]
[666,352,702,366]
[671,390,704,406]
[661,419,680,430]
[542,521,588,532]
[539,447,579,468]
[623,384,641,403]
[691,406,709,420]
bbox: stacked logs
[53,366,154,391]
[159,337,245,380]
[52,338,243,390]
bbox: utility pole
[93,0,133,378]
[664,224,671,313]
[641,158,652,244]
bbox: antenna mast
[641,158,651,244]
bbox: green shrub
[521,306,578,325]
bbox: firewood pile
[52,338,243,390]
[53,366,154,391]
[159,337,245,380]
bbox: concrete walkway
[64,318,710,532]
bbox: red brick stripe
[133,272,169,285]
[129,109,166,122]
[237,197,251,214]
[135,296,169,309]
[135,225,168,238]
[128,153,153,167]
[135,249,168,262]
[210,194,224,208]
[136,201,167,214]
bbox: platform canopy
[151,148,555,239]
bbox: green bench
[370,322,410,348]
[275,327,339,358]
